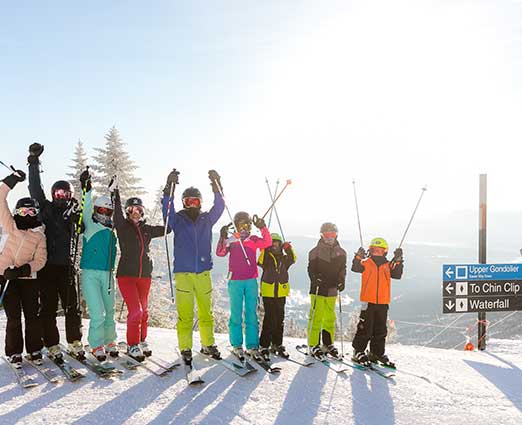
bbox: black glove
[163,169,180,195]
[252,215,266,229]
[393,248,403,263]
[3,264,31,280]
[79,168,91,192]
[220,223,232,239]
[337,282,345,292]
[208,170,221,193]
[355,247,366,259]
[2,170,26,189]
[28,143,44,164]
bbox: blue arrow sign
[443,264,522,282]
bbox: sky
[1,0,522,247]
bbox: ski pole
[0,161,22,178]
[307,284,320,352]
[260,179,292,220]
[398,186,427,249]
[266,178,286,241]
[338,293,344,358]
[118,300,125,321]
[265,178,278,229]
[164,181,175,302]
[0,280,10,305]
[352,180,363,247]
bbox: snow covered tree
[91,126,144,199]
[67,139,89,197]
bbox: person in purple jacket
[216,211,272,361]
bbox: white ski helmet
[93,195,114,226]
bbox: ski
[61,344,121,378]
[229,349,258,373]
[117,342,178,375]
[246,352,281,374]
[146,356,180,371]
[296,345,348,373]
[25,356,61,383]
[43,349,84,382]
[338,355,395,379]
[179,350,204,385]
[199,351,255,377]
[2,356,39,388]
[117,350,171,377]
[274,353,314,367]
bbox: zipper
[135,223,145,278]
[194,222,198,273]
[376,261,380,304]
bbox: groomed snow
[0,314,521,425]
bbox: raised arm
[112,188,125,230]
[351,248,366,273]
[216,236,229,257]
[208,192,225,225]
[251,226,272,249]
[28,157,46,205]
[0,170,27,234]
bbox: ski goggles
[321,232,337,239]
[236,221,251,231]
[95,207,113,217]
[15,207,39,217]
[126,205,144,215]
[52,189,72,200]
[183,197,201,208]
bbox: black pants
[39,264,82,346]
[260,297,286,348]
[352,303,389,356]
[3,278,43,356]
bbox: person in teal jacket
[79,170,117,361]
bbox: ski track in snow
[0,314,521,425]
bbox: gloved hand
[3,264,31,280]
[393,248,403,263]
[355,247,366,259]
[164,169,180,195]
[220,223,232,239]
[28,142,44,164]
[79,168,91,192]
[108,175,118,192]
[282,242,291,251]
[2,169,26,189]
[252,215,266,229]
[208,170,221,193]
[337,281,345,292]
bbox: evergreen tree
[67,139,89,197]
[91,126,144,199]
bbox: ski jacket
[257,246,296,298]
[79,190,117,272]
[0,183,47,277]
[216,227,272,280]
[113,189,167,278]
[308,239,347,297]
[28,161,75,266]
[163,192,224,274]
[351,255,403,304]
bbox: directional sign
[443,296,522,313]
[442,281,522,298]
[443,264,522,282]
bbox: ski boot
[127,344,145,362]
[232,346,245,362]
[91,346,107,362]
[368,352,396,369]
[180,349,192,366]
[105,342,119,358]
[246,348,264,362]
[273,345,289,359]
[27,351,43,365]
[323,344,340,359]
[259,346,271,362]
[48,344,64,363]
[200,345,222,360]
[68,340,86,360]
[9,354,23,369]
[310,345,325,360]
[352,351,371,366]
[140,341,152,357]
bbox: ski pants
[260,296,286,348]
[307,294,336,347]
[81,269,117,349]
[3,278,43,356]
[117,276,151,346]
[228,278,259,349]
[39,264,82,347]
[352,303,389,356]
[175,271,215,351]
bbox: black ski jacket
[308,239,347,297]
[113,189,169,278]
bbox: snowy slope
[0,314,521,425]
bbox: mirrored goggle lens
[322,232,337,239]
[183,197,201,208]
[15,207,38,217]
[126,206,144,215]
[96,207,113,216]
[53,189,72,200]
[237,222,251,231]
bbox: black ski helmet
[15,197,40,211]
[234,211,251,227]
[125,197,144,209]
[320,222,338,234]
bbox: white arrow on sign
[445,267,454,279]
[445,300,455,310]
[445,283,454,295]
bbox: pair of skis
[2,356,39,388]
[43,348,85,382]
[229,349,282,374]
[117,342,180,377]
[61,345,123,378]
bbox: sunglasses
[52,189,72,200]
[15,207,39,217]
[96,207,113,217]
[322,232,337,239]
[183,197,201,208]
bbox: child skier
[163,169,224,363]
[112,178,169,362]
[351,237,403,367]
[216,212,272,361]
[27,143,84,359]
[307,222,347,358]
[78,169,118,361]
[257,233,296,360]
[1,169,47,367]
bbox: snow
[0,314,521,425]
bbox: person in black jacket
[112,178,170,361]
[307,222,347,358]
[27,143,84,359]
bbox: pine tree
[91,126,144,199]
[67,140,89,197]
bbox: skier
[27,143,84,359]
[112,177,170,361]
[307,222,347,358]
[78,169,118,361]
[351,237,403,367]
[216,212,272,361]
[0,169,47,367]
[162,169,225,364]
[257,233,296,360]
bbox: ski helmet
[182,187,202,209]
[369,237,388,250]
[320,222,338,234]
[14,197,41,230]
[271,233,283,243]
[125,197,143,209]
[234,211,251,227]
[93,196,113,226]
[15,197,40,212]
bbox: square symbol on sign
[456,298,468,312]
[456,282,468,296]
[456,266,468,280]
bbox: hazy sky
[2,0,522,246]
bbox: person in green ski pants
[79,169,117,362]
